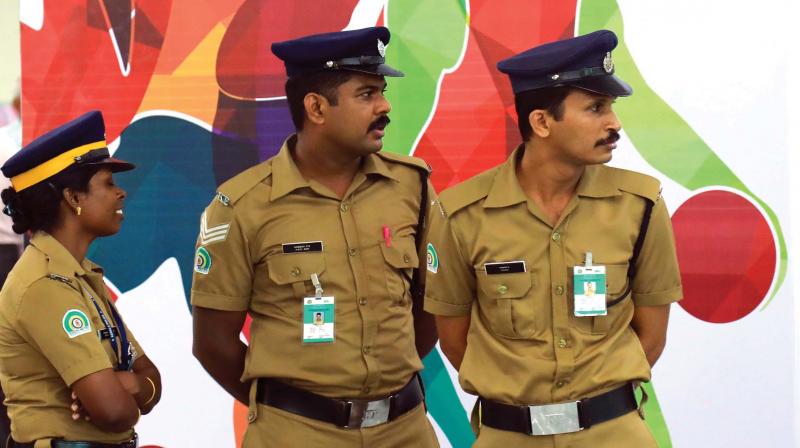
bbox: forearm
[631,304,671,367]
[434,315,470,370]
[131,363,161,414]
[636,332,666,367]
[193,339,250,404]
[413,306,438,359]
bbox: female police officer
[0,111,161,447]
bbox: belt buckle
[345,397,391,428]
[528,401,582,435]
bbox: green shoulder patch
[195,246,212,275]
[62,309,92,338]
[426,243,439,274]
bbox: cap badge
[377,39,386,58]
[603,52,614,73]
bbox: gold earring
[76,206,82,216]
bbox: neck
[517,140,584,202]
[49,222,94,265]
[293,132,363,198]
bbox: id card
[573,265,607,316]
[302,296,335,343]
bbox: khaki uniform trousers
[243,402,439,448]
[474,410,658,448]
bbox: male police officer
[424,30,682,447]
[190,27,439,447]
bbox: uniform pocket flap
[267,252,327,285]
[379,237,420,269]
[477,271,533,299]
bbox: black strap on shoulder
[607,199,654,308]
[409,169,430,302]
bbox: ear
[303,93,327,126]
[529,109,551,139]
[61,187,81,209]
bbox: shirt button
[497,284,509,295]
[551,232,561,241]
[556,380,567,388]
[363,346,371,354]
[558,338,568,348]
[291,267,301,277]
[403,255,410,264]
[340,202,349,212]
[359,297,367,305]
[247,411,256,422]
[363,387,371,394]
[349,248,358,256]
[555,285,564,295]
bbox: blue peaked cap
[497,30,632,97]
[2,111,134,191]
[271,26,404,78]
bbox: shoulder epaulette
[438,167,499,215]
[375,151,431,173]
[217,161,273,206]
[607,166,661,203]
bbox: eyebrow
[356,82,388,92]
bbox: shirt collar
[270,136,398,201]
[270,136,311,202]
[484,146,621,208]
[29,232,103,278]
[483,146,529,208]
[575,164,622,198]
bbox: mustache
[368,115,391,132]
[596,130,620,147]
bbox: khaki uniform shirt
[425,148,682,405]
[0,232,142,443]
[191,137,433,399]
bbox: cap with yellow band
[1,111,134,192]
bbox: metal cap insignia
[603,52,614,74]
[377,39,386,58]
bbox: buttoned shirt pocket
[476,270,540,339]
[379,237,420,305]
[266,252,327,314]
[572,263,630,335]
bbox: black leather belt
[256,376,425,428]
[10,434,138,448]
[481,383,638,436]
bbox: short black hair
[1,165,101,234]
[514,86,572,141]
[285,70,355,131]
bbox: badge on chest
[302,273,335,343]
[573,251,607,316]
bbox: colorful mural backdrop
[20,0,792,446]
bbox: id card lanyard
[78,279,133,371]
[573,251,607,317]
[302,273,335,344]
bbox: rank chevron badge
[199,211,230,245]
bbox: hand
[114,370,141,396]
[70,390,91,422]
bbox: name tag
[283,241,323,254]
[485,261,526,275]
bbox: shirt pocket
[476,270,541,339]
[266,252,328,315]
[572,263,631,335]
[379,236,420,305]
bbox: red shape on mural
[672,189,776,323]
